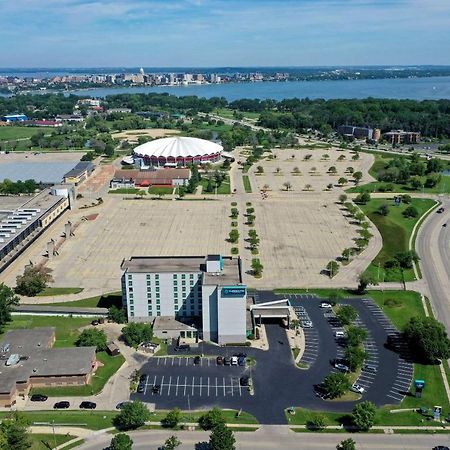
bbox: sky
[1,0,450,68]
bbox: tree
[15,266,53,296]
[199,407,226,430]
[162,408,182,428]
[337,438,357,450]
[326,261,339,278]
[283,181,292,191]
[353,171,363,184]
[410,176,423,190]
[402,205,419,218]
[256,166,264,174]
[304,183,312,191]
[230,208,239,219]
[114,400,151,430]
[346,326,368,347]
[307,414,327,430]
[0,284,19,331]
[0,412,30,450]
[162,435,182,450]
[110,433,133,450]
[108,305,127,324]
[346,166,354,173]
[251,258,263,277]
[355,192,371,204]
[293,166,301,174]
[339,194,348,204]
[121,322,153,347]
[322,372,350,399]
[76,328,107,351]
[345,345,368,372]
[352,401,376,431]
[209,422,236,450]
[338,177,348,186]
[357,272,378,293]
[378,203,390,216]
[401,194,412,204]
[328,166,337,174]
[336,305,358,326]
[395,250,419,269]
[228,229,239,243]
[403,316,450,363]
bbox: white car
[302,320,313,328]
[335,331,346,338]
[351,383,365,394]
[231,356,238,366]
[320,302,332,309]
[334,363,349,372]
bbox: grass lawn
[30,433,75,450]
[0,126,48,141]
[359,198,436,282]
[148,409,258,425]
[31,352,125,396]
[213,108,260,121]
[148,186,174,195]
[36,287,84,296]
[242,175,252,193]
[49,291,122,308]
[0,411,116,430]
[109,188,141,195]
[199,175,231,194]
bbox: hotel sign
[222,286,246,297]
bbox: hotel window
[181,274,186,279]
[182,280,186,286]
[155,274,159,280]
[173,281,178,286]
[128,275,132,281]
[189,274,194,280]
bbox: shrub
[162,408,182,429]
[199,407,225,430]
[352,401,376,431]
[114,401,151,430]
[307,414,327,430]
[403,205,419,218]
[231,247,239,255]
[121,322,153,347]
[76,328,107,352]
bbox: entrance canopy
[251,299,291,322]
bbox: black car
[137,383,145,393]
[152,384,161,394]
[433,447,450,450]
[240,376,249,387]
[80,401,96,409]
[30,394,48,402]
[216,356,224,365]
[193,356,201,365]
[139,374,148,383]
[235,352,247,358]
[238,356,246,366]
[54,401,70,409]
[174,344,190,352]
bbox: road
[78,426,450,450]
[416,197,450,331]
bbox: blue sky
[1,0,450,67]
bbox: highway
[78,427,450,450]
[416,197,450,332]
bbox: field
[0,126,48,141]
[359,198,436,282]
[111,128,180,143]
[30,433,75,450]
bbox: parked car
[235,352,247,358]
[231,356,238,365]
[238,356,246,366]
[437,208,445,214]
[30,394,48,402]
[54,401,70,409]
[193,356,201,365]
[152,384,161,394]
[216,356,224,365]
[80,401,96,409]
[174,344,190,352]
[240,376,249,386]
[116,401,131,410]
[335,331,346,338]
[320,302,332,309]
[224,356,232,365]
[433,447,450,450]
[334,362,349,372]
[350,383,365,394]
[302,320,313,328]
[137,384,145,393]
[91,320,99,326]
[362,364,377,373]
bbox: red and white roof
[133,136,223,159]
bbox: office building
[383,130,421,145]
[121,255,247,345]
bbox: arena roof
[133,136,223,159]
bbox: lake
[62,76,450,100]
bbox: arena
[133,136,223,167]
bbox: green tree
[199,407,226,430]
[307,414,327,430]
[162,408,182,429]
[352,401,376,431]
[355,192,371,204]
[108,305,127,324]
[345,345,368,372]
[322,372,350,399]
[342,248,353,262]
[230,208,239,219]
[326,261,339,278]
[395,250,420,269]
[14,266,53,296]
[0,284,19,331]
[403,316,450,363]
[402,205,419,218]
[346,326,368,347]
[121,322,153,347]
[209,422,236,450]
[328,166,337,174]
[339,194,348,204]
[0,412,30,450]
[76,328,107,352]
[337,438,357,450]
[229,229,239,243]
[283,181,292,191]
[338,177,348,186]
[353,171,363,184]
[110,433,133,450]
[114,400,151,430]
[163,435,182,450]
[357,273,378,294]
[256,166,264,174]
[336,305,358,326]
[378,203,390,216]
[401,194,412,204]
[251,258,263,277]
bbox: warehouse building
[0,328,97,407]
[121,255,247,345]
[110,168,190,189]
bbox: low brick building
[0,328,97,407]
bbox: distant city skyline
[1,0,450,68]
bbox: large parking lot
[132,291,413,424]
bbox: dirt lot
[111,128,180,143]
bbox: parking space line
[167,376,172,395]
[178,358,181,366]
[184,376,187,396]
[200,358,203,367]
[223,377,226,396]
[200,377,202,396]
[160,375,164,395]
[238,378,242,396]
[164,357,167,365]
[171,358,174,366]
[186,358,189,366]
[176,376,179,396]
[215,377,218,396]
[192,376,195,396]
[157,358,160,366]
[143,376,149,395]
[230,378,234,397]
[208,377,210,396]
